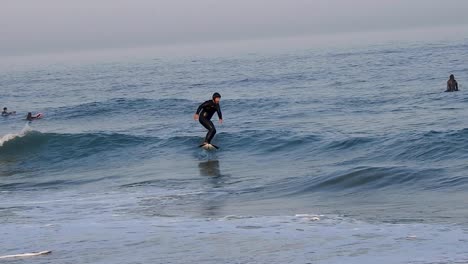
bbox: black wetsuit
[447,79,459,92]
[196,100,222,144]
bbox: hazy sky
[1,0,468,56]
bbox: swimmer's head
[450,74,455,80]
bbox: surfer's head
[212,92,221,104]
[3,107,6,112]
[450,74,455,80]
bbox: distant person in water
[26,112,35,121]
[26,112,43,121]
[446,74,459,92]
[1,107,16,116]
[194,93,223,146]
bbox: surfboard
[199,143,219,150]
[0,250,51,259]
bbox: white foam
[295,214,321,221]
[0,250,51,259]
[0,123,32,147]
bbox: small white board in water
[0,250,52,259]
[200,144,218,150]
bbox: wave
[2,126,467,159]
[214,130,321,154]
[0,130,156,189]
[2,127,466,162]
[238,165,467,201]
[306,166,442,192]
[0,130,152,159]
[380,129,468,162]
[0,124,33,147]
[316,128,468,164]
[323,137,375,151]
[2,126,468,193]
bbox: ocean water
[1,35,468,263]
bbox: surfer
[446,74,459,92]
[194,93,223,147]
[26,112,42,121]
[1,107,15,116]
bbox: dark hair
[3,107,6,111]
[212,92,221,99]
[450,74,455,80]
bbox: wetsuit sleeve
[196,101,209,114]
[217,105,223,119]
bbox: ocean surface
[1,33,468,263]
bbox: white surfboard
[0,250,52,259]
[200,143,219,150]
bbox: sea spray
[0,123,32,147]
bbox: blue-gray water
[1,38,468,263]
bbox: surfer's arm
[194,101,207,120]
[217,106,223,123]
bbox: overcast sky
[1,0,468,56]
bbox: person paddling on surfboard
[26,112,43,121]
[194,93,223,148]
